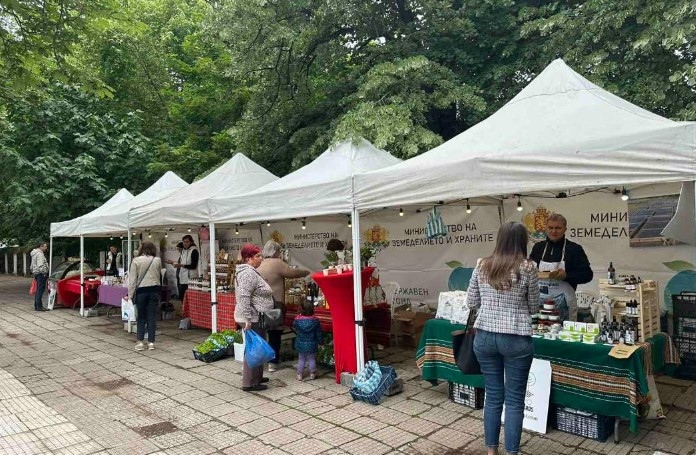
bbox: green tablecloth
[415,318,680,433]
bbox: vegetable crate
[672,292,696,380]
[599,279,660,342]
[552,406,614,442]
[448,382,484,410]
[192,348,227,363]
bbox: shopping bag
[29,279,37,295]
[259,308,283,331]
[47,284,56,310]
[451,310,481,375]
[121,298,136,322]
[244,329,275,368]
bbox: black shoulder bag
[451,308,481,375]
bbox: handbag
[259,307,283,331]
[238,268,283,331]
[451,307,481,375]
[29,278,37,295]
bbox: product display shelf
[190,257,235,292]
[599,279,660,342]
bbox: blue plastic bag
[244,329,275,368]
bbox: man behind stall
[529,213,593,321]
[105,245,123,277]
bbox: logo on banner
[522,206,551,243]
[446,260,474,291]
[364,225,390,253]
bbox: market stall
[416,318,680,435]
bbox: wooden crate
[599,279,660,342]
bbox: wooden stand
[598,279,660,342]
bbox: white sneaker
[268,363,277,372]
[148,342,155,350]
[134,341,145,351]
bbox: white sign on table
[500,358,552,434]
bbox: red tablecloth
[312,267,374,383]
[182,289,236,330]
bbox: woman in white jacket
[127,242,162,351]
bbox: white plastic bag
[121,298,136,322]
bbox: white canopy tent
[342,59,695,370]
[209,138,401,223]
[79,171,188,236]
[50,188,134,238]
[130,153,278,229]
[208,138,402,371]
[49,173,188,316]
[129,153,279,332]
[354,59,696,209]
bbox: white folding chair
[384,281,401,346]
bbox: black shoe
[242,384,268,392]
[36,307,49,311]
[259,378,270,383]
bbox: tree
[0,0,117,96]
[0,84,149,245]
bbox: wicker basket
[552,406,614,442]
[192,348,227,363]
[349,366,397,405]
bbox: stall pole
[127,229,132,272]
[351,206,366,372]
[80,235,85,316]
[49,237,53,276]
[13,253,17,275]
[209,222,218,333]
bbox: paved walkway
[0,275,694,455]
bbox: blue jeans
[135,287,160,342]
[474,329,534,454]
[34,273,47,310]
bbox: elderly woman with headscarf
[257,240,311,372]
[234,244,274,391]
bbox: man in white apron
[530,213,593,321]
[166,235,199,301]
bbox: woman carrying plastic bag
[234,244,275,392]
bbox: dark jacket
[293,315,322,354]
[529,237,593,290]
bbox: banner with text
[504,192,695,311]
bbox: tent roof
[354,59,696,210]
[50,188,134,237]
[78,171,188,236]
[130,153,278,228]
[209,138,402,224]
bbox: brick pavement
[1,274,694,455]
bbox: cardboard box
[394,310,435,335]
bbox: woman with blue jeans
[467,221,539,455]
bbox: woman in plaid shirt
[467,221,539,455]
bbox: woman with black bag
[466,221,539,455]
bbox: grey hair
[262,241,282,259]
[546,212,567,228]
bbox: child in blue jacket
[293,301,322,380]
